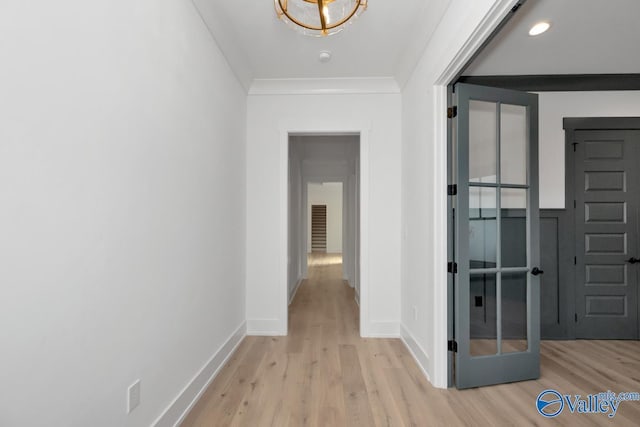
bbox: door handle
[627,257,640,264]
[531,267,544,276]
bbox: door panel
[454,83,540,389]
[574,130,640,339]
[540,215,561,338]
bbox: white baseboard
[152,321,246,427]
[366,321,400,338]
[288,277,303,305]
[400,323,432,384]
[246,318,285,336]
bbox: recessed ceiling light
[529,21,551,36]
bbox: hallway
[183,256,640,426]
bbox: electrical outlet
[413,306,418,321]
[127,380,141,414]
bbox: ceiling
[192,0,450,89]
[192,0,640,90]
[464,0,640,76]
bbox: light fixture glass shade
[274,0,368,37]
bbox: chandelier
[274,0,368,37]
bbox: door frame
[440,0,525,389]
[301,176,358,289]
[564,117,640,339]
[281,127,370,337]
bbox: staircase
[311,205,327,253]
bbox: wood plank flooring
[182,255,640,426]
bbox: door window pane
[470,187,497,269]
[500,104,528,185]
[501,188,528,268]
[470,273,497,356]
[501,272,528,353]
[469,100,497,183]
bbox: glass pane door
[454,83,540,389]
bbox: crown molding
[394,0,453,89]
[248,77,401,96]
[191,0,253,92]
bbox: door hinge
[447,184,457,196]
[447,106,458,118]
[448,340,458,353]
[574,200,576,209]
[575,313,578,323]
[447,262,458,274]
[574,256,577,265]
[573,142,579,152]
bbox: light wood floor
[182,256,640,426]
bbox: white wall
[538,91,640,208]
[288,142,304,302]
[401,0,510,388]
[307,183,343,253]
[246,91,401,337]
[0,1,246,426]
[346,158,360,297]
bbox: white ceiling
[464,0,640,76]
[192,0,640,90]
[192,0,450,89]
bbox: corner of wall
[366,322,400,338]
[288,277,304,306]
[189,0,253,92]
[400,323,432,385]
[246,319,286,336]
[152,321,247,427]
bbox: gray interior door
[574,130,640,339]
[454,83,540,389]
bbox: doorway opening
[308,183,343,275]
[310,202,328,253]
[287,135,361,319]
[444,0,640,389]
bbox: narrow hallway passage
[182,254,442,426]
[182,255,640,426]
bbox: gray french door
[573,130,640,339]
[454,83,540,389]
